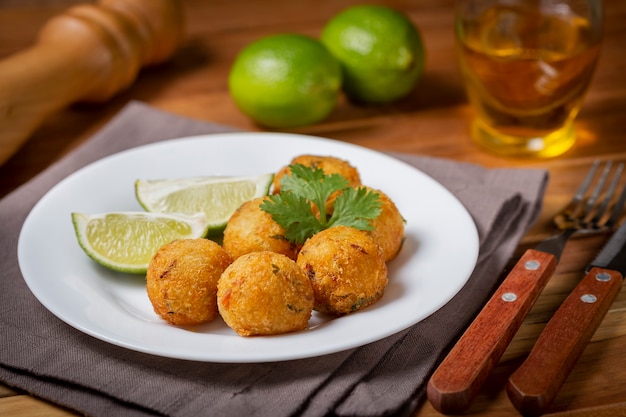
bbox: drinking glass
[455,0,603,158]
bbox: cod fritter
[223,197,299,260]
[363,186,405,262]
[297,225,388,315]
[273,154,361,194]
[146,238,233,326]
[218,251,314,336]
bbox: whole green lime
[228,34,342,128]
[321,5,425,104]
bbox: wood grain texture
[427,249,558,414]
[1,1,626,416]
[0,396,75,417]
[508,268,623,416]
[547,402,626,417]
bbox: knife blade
[507,220,626,416]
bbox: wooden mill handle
[0,0,184,165]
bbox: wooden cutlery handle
[507,267,623,417]
[0,0,184,165]
[427,249,557,414]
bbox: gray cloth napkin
[0,101,548,417]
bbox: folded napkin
[0,102,548,417]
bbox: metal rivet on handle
[525,260,540,270]
[581,294,597,303]
[502,292,518,302]
[596,272,612,282]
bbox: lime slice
[134,173,274,234]
[72,212,210,274]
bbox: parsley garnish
[260,164,382,244]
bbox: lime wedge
[135,173,274,234]
[71,212,210,274]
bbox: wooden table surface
[1,1,625,416]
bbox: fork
[507,171,626,416]
[427,160,626,415]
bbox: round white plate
[18,132,478,363]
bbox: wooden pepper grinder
[0,0,184,165]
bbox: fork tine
[582,160,612,216]
[562,160,600,220]
[555,160,626,232]
[606,174,626,229]
[587,162,624,228]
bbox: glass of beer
[455,0,603,158]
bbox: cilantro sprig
[260,164,382,244]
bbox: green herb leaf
[260,164,381,244]
[280,164,349,211]
[260,191,323,244]
[328,186,382,230]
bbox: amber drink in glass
[456,0,603,157]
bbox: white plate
[18,132,478,363]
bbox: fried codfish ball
[273,154,361,194]
[363,186,405,262]
[217,251,314,336]
[222,197,299,260]
[146,238,232,326]
[296,225,387,315]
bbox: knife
[426,248,558,414]
[507,220,626,416]
[426,162,624,415]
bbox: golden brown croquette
[363,186,405,262]
[222,197,299,260]
[146,238,232,326]
[218,251,314,336]
[273,154,361,194]
[296,226,387,315]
